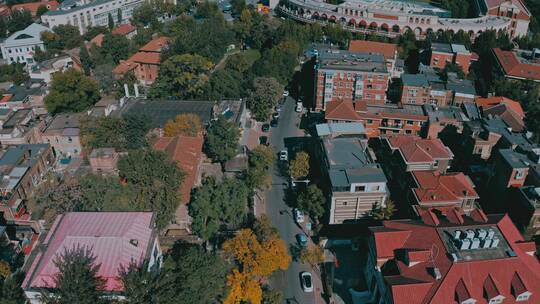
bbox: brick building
[348,40,401,78]
[314,49,389,111]
[428,43,475,74]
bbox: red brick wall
[135,63,160,85]
[401,85,430,105]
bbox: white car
[279,150,288,161]
[300,272,313,292]
[283,90,290,97]
[295,102,303,113]
[294,208,305,223]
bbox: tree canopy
[80,115,151,151]
[296,184,325,221]
[44,69,100,114]
[248,77,283,121]
[163,114,203,137]
[204,117,240,163]
[189,177,248,241]
[247,145,275,191]
[290,152,310,180]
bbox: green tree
[369,200,396,220]
[0,18,7,39]
[289,152,310,179]
[117,8,122,24]
[36,5,49,17]
[252,215,279,243]
[441,62,465,80]
[119,261,161,304]
[42,246,105,304]
[230,0,246,15]
[79,46,94,75]
[247,145,275,190]
[0,63,28,85]
[53,24,83,49]
[108,13,114,30]
[83,26,108,42]
[189,177,248,241]
[202,69,246,100]
[132,3,158,28]
[248,77,284,121]
[262,287,283,304]
[296,184,325,221]
[205,116,240,163]
[1,271,26,304]
[7,10,32,34]
[102,33,130,64]
[150,54,213,99]
[160,242,229,303]
[44,68,100,114]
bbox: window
[515,170,525,179]
[367,119,373,124]
[407,120,414,125]
[516,294,530,301]
[355,185,366,192]
[405,129,412,134]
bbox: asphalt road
[266,97,324,304]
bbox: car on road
[295,102,303,113]
[275,104,282,112]
[279,150,288,161]
[300,272,313,292]
[293,208,304,223]
[270,119,279,127]
[261,124,270,133]
[259,136,269,146]
[272,112,280,119]
[283,90,289,97]
[296,233,308,248]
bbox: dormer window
[511,272,531,302]
[516,293,531,302]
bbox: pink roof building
[23,212,161,302]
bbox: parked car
[270,119,279,127]
[279,150,288,161]
[293,208,304,223]
[261,124,270,133]
[300,272,313,292]
[275,104,282,112]
[283,90,289,97]
[295,102,303,113]
[296,233,308,248]
[272,112,280,119]
[259,136,269,146]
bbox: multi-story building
[511,186,540,239]
[492,48,540,83]
[318,136,388,224]
[400,73,476,106]
[23,212,162,303]
[476,96,525,132]
[113,36,170,86]
[0,144,54,221]
[384,135,454,173]
[0,23,50,65]
[409,171,479,214]
[428,42,475,73]
[493,149,530,189]
[348,40,401,78]
[314,48,389,111]
[366,207,540,304]
[40,0,168,34]
[461,118,504,160]
[40,114,82,158]
[482,0,531,38]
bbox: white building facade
[0,23,50,65]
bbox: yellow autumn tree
[223,269,262,304]
[163,113,202,137]
[223,228,291,303]
[299,245,325,266]
[0,260,11,278]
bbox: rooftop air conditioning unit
[491,237,500,248]
[471,238,480,249]
[460,238,471,250]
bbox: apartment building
[384,135,454,173]
[314,49,389,111]
[0,23,50,65]
[366,207,540,304]
[319,136,388,224]
[348,40,401,78]
[429,42,475,74]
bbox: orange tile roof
[11,0,58,17]
[111,24,137,36]
[349,40,397,60]
[130,51,161,65]
[139,36,171,53]
[475,96,525,118]
[412,171,478,204]
[153,135,204,203]
[112,60,138,75]
[325,100,361,121]
[387,135,453,163]
[493,48,540,81]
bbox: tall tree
[119,261,161,304]
[163,114,203,137]
[79,46,94,75]
[247,145,275,190]
[289,152,310,179]
[248,77,284,121]
[36,5,49,17]
[102,34,130,64]
[53,24,83,49]
[117,8,122,24]
[150,54,213,99]
[369,200,396,220]
[296,184,325,221]
[7,10,32,34]
[204,117,240,163]
[108,13,115,30]
[42,246,105,304]
[44,68,100,114]
[189,177,247,241]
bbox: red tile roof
[325,100,361,121]
[111,23,137,36]
[153,135,204,203]
[348,40,397,60]
[87,33,104,48]
[476,96,525,118]
[387,135,453,163]
[23,212,155,292]
[139,36,170,53]
[411,171,478,204]
[493,48,540,81]
[11,0,59,17]
[130,51,161,65]
[112,60,137,75]
[370,211,540,304]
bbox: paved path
[266,97,325,304]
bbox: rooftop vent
[129,239,139,247]
[430,267,442,280]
